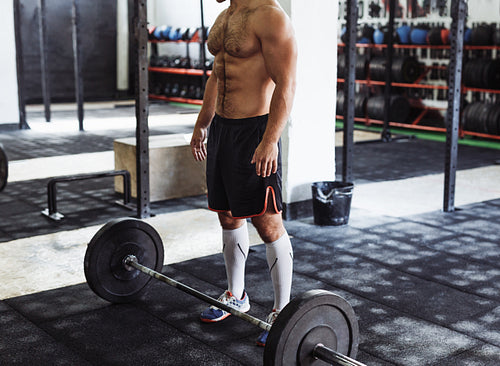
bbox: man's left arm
[251,6,297,177]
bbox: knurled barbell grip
[313,344,367,366]
[125,255,272,332]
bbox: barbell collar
[124,255,272,332]
[313,343,367,366]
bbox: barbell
[0,143,8,192]
[84,218,365,366]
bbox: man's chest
[207,10,260,58]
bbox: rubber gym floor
[0,102,500,365]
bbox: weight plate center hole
[298,325,338,365]
[111,243,144,281]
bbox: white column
[116,0,130,91]
[279,0,338,219]
[0,1,20,125]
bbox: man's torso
[208,1,280,118]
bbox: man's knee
[218,211,246,230]
[251,212,285,243]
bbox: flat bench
[41,170,132,221]
[114,134,207,202]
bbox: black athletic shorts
[206,114,283,218]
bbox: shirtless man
[190,0,297,346]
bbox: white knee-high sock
[265,232,293,311]
[222,220,249,300]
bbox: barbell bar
[124,254,271,332]
[313,344,366,366]
[84,218,365,366]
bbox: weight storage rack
[336,0,500,142]
[148,37,211,106]
[336,42,500,141]
[148,0,210,106]
[336,43,500,140]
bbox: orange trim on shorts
[207,186,281,219]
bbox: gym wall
[18,0,118,104]
[468,0,500,22]
[0,1,20,125]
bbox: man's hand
[251,141,278,177]
[191,127,208,161]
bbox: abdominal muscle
[213,51,275,119]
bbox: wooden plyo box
[114,134,207,202]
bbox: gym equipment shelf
[338,78,500,94]
[149,94,203,105]
[149,66,211,77]
[150,39,201,44]
[335,115,500,141]
[337,77,449,90]
[339,42,500,50]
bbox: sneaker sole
[200,304,250,323]
[255,340,266,347]
[200,312,232,323]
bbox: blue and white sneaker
[256,309,280,347]
[200,290,250,323]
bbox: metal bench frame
[41,170,133,221]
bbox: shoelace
[209,291,232,310]
[266,310,279,325]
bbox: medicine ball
[440,28,450,45]
[171,28,182,41]
[427,27,449,45]
[340,27,348,44]
[410,27,429,45]
[153,25,165,41]
[396,25,411,44]
[464,28,472,44]
[373,28,386,44]
[359,25,375,44]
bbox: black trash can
[311,181,354,226]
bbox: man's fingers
[260,160,272,177]
[252,157,278,177]
[265,161,272,177]
[255,160,262,176]
[191,141,207,161]
[195,147,205,161]
[271,160,277,174]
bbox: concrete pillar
[0,1,20,125]
[116,0,129,91]
[279,0,338,219]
